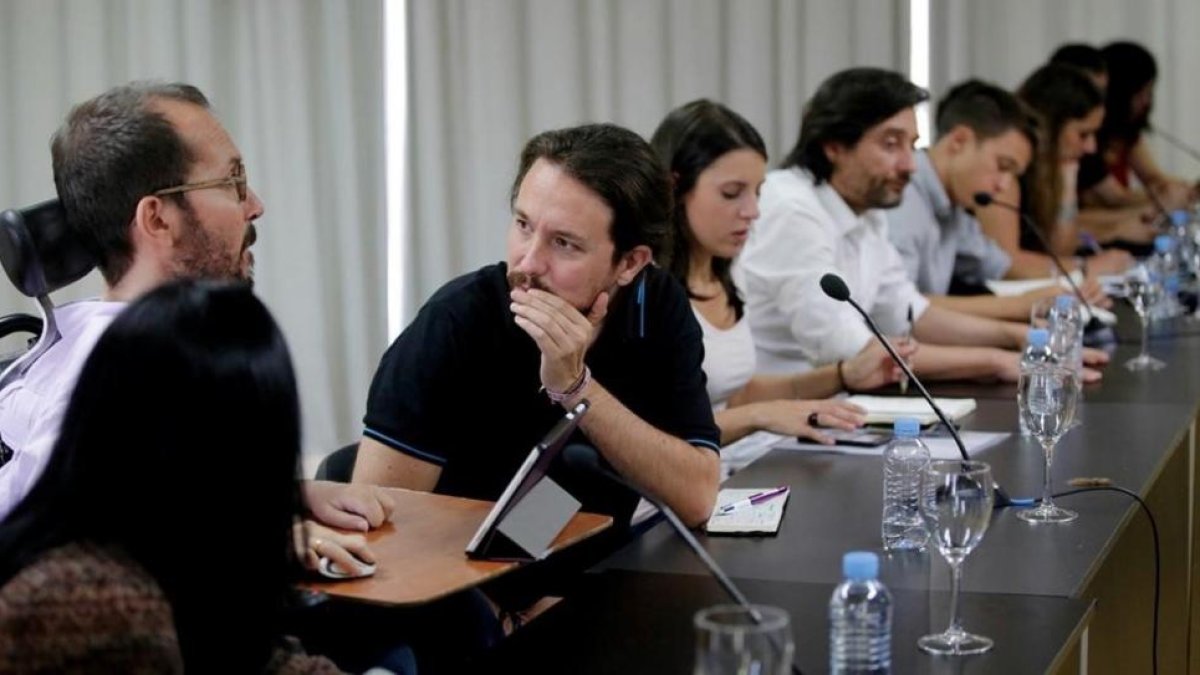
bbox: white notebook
[983,275,1117,326]
[705,488,789,535]
[846,395,977,426]
[775,431,1010,460]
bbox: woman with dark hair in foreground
[0,280,341,673]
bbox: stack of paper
[846,395,976,426]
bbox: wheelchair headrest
[0,199,97,298]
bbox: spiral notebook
[704,487,790,535]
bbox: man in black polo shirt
[353,123,720,528]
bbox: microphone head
[972,192,993,207]
[819,273,851,302]
[561,443,603,474]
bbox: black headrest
[0,199,97,298]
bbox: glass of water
[694,604,794,675]
[1124,266,1166,371]
[1018,363,1081,524]
[918,460,995,656]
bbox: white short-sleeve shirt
[692,305,756,411]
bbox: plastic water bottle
[1050,294,1084,374]
[1169,210,1195,279]
[1019,328,1057,435]
[881,418,929,552]
[1175,210,1200,312]
[1150,234,1182,320]
[830,551,892,674]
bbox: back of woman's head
[650,99,766,318]
[0,279,301,669]
[1101,41,1158,139]
[1017,63,1104,162]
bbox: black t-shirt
[363,262,720,526]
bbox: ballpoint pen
[717,486,790,515]
[899,303,913,395]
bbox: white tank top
[693,304,757,411]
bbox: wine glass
[918,460,995,655]
[694,604,794,675]
[1017,363,1081,524]
[1124,266,1166,371]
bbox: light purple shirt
[0,300,125,521]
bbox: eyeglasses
[154,164,248,202]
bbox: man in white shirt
[740,68,1107,382]
[0,83,391,571]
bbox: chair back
[0,198,96,298]
[0,198,97,390]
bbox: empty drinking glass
[1018,363,1081,524]
[918,460,995,656]
[694,604,794,675]
[1124,265,1166,371]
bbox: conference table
[485,304,1200,674]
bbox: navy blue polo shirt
[363,262,720,525]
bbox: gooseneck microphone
[819,273,1014,509]
[562,444,804,675]
[972,192,1109,338]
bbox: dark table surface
[602,397,1192,597]
[483,570,1094,675]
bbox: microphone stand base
[993,483,1015,510]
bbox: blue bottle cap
[1055,294,1074,311]
[1027,328,1049,348]
[1154,235,1174,253]
[1171,210,1189,227]
[843,551,879,580]
[893,417,920,438]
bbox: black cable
[1028,485,1161,675]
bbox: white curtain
[0,0,387,470]
[405,0,910,314]
[929,0,1200,176]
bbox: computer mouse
[317,555,377,579]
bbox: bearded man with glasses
[0,83,394,577]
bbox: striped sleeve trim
[688,438,721,453]
[362,428,447,466]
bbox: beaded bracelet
[545,365,591,403]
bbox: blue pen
[717,486,790,515]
